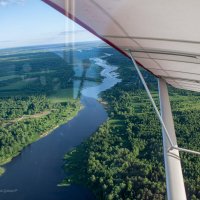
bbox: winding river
[0,55,121,200]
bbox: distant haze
[0,0,99,49]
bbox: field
[0,49,74,101]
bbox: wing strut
[128,50,200,200]
[128,50,200,155]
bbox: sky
[0,0,99,49]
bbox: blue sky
[0,0,99,49]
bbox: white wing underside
[43,0,200,92]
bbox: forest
[62,50,200,200]
[0,95,81,174]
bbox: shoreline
[0,104,83,176]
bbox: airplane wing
[42,0,200,92]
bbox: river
[0,55,121,200]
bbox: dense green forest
[62,51,200,200]
[0,95,81,174]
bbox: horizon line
[0,40,103,51]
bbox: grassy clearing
[0,80,27,91]
[109,119,125,128]
[3,111,51,128]
[23,70,56,76]
[0,75,20,81]
[48,89,74,103]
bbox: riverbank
[39,104,84,139]
[0,167,5,176]
[0,108,81,169]
[0,99,82,175]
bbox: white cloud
[59,30,85,35]
[0,0,25,6]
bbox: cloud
[59,30,85,36]
[0,40,14,43]
[0,0,25,6]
